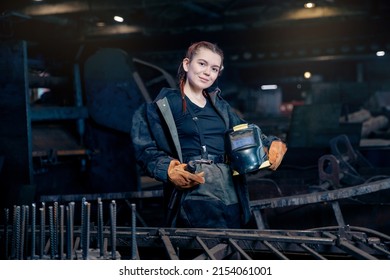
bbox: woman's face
[183,47,222,91]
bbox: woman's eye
[212,68,219,73]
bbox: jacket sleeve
[131,103,173,182]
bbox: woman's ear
[182,58,190,72]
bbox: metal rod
[49,206,55,259]
[158,229,179,260]
[195,236,216,260]
[31,203,36,259]
[97,198,104,257]
[131,203,137,260]
[228,238,252,260]
[82,202,90,260]
[110,200,117,260]
[14,206,21,260]
[53,202,58,256]
[20,205,27,260]
[262,240,289,260]
[24,205,29,260]
[39,206,45,259]
[59,205,64,260]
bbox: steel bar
[59,205,65,260]
[337,238,378,260]
[31,203,37,260]
[24,206,29,260]
[286,232,327,260]
[14,206,21,260]
[39,190,163,203]
[131,204,138,260]
[323,231,378,260]
[372,244,390,256]
[174,229,336,245]
[195,236,216,260]
[11,206,17,259]
[159,229,179,260]
[53,202,58,256]
[20,205,27,260]
[193,243,231,260]
[298,243,327,260]
[82,202,90,260]
[49,206,55,259]
[250,178,390,210]
[262,240,289,260]
[228,238,252,260]
[331,201,346,227]
[1,224,390,260]
[110,200,117,260]
[97,198,104,257]
[39,206,45,259]
[252,209,266,230]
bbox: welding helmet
[226,124,270,175]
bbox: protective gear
[168,159,205,190]
[226,124,270,175]
[265,140,287,170]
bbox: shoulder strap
[156,98,183,163]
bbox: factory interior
[1,0,390,260]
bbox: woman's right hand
[168,159,205,190]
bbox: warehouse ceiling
[1,0,390,64]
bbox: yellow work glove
[266,140,287,170]
[168,159,205,190]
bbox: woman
[131,41,287,228]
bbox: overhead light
[304,2,316,9]
[114,16,124,23]
[304,72,312,79]
[376,51,385,57]
[261,85,278,90]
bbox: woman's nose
[203,67,211,75]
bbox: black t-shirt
[172,96,226,158]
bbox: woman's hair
[177,41,224,111]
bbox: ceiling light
[376,51,385,57]
[304,72,312,79]
[261,85,278,90]
[304,2,316,9]
[114,16,124,23]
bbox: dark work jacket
[131,87,275,226]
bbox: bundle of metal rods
[1,198,138,260]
